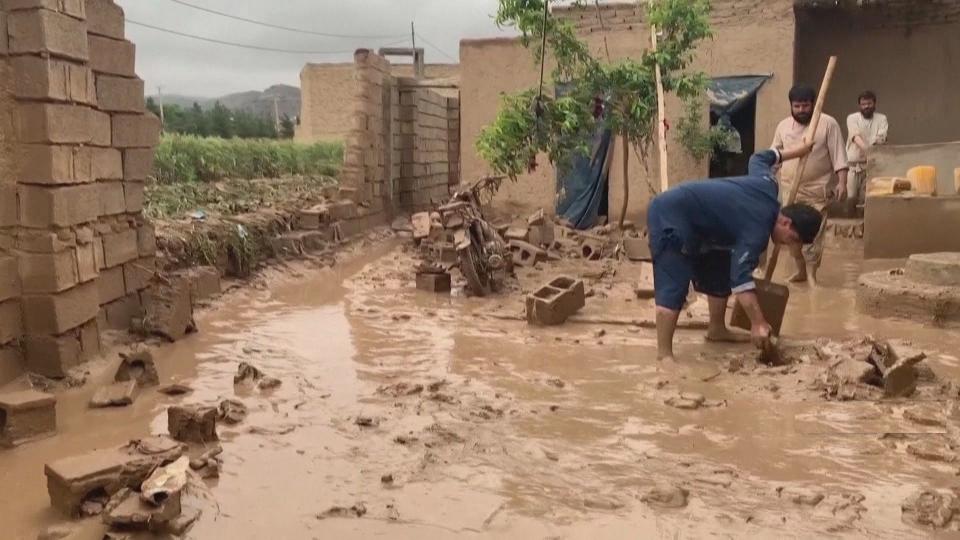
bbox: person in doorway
[772,85,848,285]
[648,146,823,363]
[846,90,889,213]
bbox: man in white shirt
[846,91,889,213]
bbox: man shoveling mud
[647,146,823,362]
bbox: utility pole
[157,85,166,132]
[273,96,280,134]
[411,21,422,78]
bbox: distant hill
[150,84,301,121]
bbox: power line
[414,33,458,63]
[127,19,407,54]
[167,0,406,40]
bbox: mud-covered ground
[3,236,960,539]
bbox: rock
[257,376,282,390]
[103,487,182,531]
[218,399,248,425]
[641,485,689,509]
[906,440,957,463]
[80,497,106,516]
[114,351,159,387]
[391,217,412,233]
[167,405,218,444]
[234,362,280,390]
[89,380,137,408]
[166,503,202,535]
[902,489,958,528]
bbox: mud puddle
[2,244,959,539]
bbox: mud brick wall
[342,49,391,214]
[394,86,457,211]
[0,0,159,384]
[447,97,460,188]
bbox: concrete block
[91,147,123,180]
[623,235,651,261]
[142,277,194,341]
[114,350,159,387]
[16,229,74,253]
[122,257,153,293]
[527,224,555,248]
[76,243,98,283]
[865,196,960,259]
[98,265,125,305]
[99,181,125,216]
[89,380,136,408]
[580,239,604,260]
[22,280,99,335]
[509,240,546,268]
[0,256,21,302]
[136,223,155,257]
[18,144,94,185]
[0,390,56,447]
[122,148,154,180]
[505,226,528,241]
[525,276,586,326]
[10,55,95,104]
[111,113,160,148]
[44,435,185,516]
[16,103,108,144]
[328,199,357,220]
[0,184,17,227]
[95,75,144,113]
[78,318,100,359]
[102,292,141,329]
[167,405,218,443]
[6,9,88,61]
[86,0,125,39]
[416,271,451,293]
[87,35,135,76]
[0,346,24,388]
[0,299,24,345]
[18,250,79,293]
[295,205,330,230]
[123,181,144,213]
[18,184,98,228]
[101,228,138,268]
[24,332,82,378]
[182,266,220,301]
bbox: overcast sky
[116,0,514,98]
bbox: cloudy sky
[116,0,514,98]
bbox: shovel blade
[730,280,790,336]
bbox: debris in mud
[416,266,452,293]
[906,440,957,463]
[355,416,380,428]
[526,276,586,326]
[380,473,394,485]
[393,434,418,445]
[902,489,960,529]
[114,351,160,387]
[544,378,566,389]
[818,338,929,400]
[695,469,738,488]
[663,392,719,410]
[583,495,625,511]
[37,524,77,540]
[316,502,368,519]
[217,399,248,425]
[903,404,947,428]
[641,485,689,509]
[233,362,281,390]
[377,382,424,397]
[140,275,197,342]
[158,383,193,396]
[80,492,109,516]
[168,405,218,443]
[189,446,223,479]
[776,486,825,506]
[869,340,927,397]
[141,456,190,506]
[102,487,182,532]
[89,380,137,408]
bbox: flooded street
[3,239,959,539]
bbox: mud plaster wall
[865,196,960,259]
[295,62,459,143]
[867,141,960,196]
[795,4,960,145]
[0,0,160,385]
[459,0,795,222]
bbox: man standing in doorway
[846,90,889,214]
[772,85,849,285]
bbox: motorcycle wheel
[459,242,492,297]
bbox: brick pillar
[447,95,461,189]
[0,0,159,382]
[342,49,393,213]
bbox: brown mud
[2,241,960,539]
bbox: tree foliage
[146,99,279,139]
[478,0,713,180]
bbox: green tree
[279,114,295,139]
[478,0,713,227]
[208,102,234,138]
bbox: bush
[154,134,344,184]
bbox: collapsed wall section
[0,0,159,384]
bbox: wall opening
[710,94,757,178]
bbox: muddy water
[2,241,959,539]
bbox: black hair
[788,85,816,104]
[781,204,823,244]
[858,90,877,103]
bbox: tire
[459,241,492,297]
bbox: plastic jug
[906,166,937,195]
[866,177,911,196]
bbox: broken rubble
[103,487,182,532]
[0,389,57,447]
[141,456,190,506]
[902,489,959,529]
[411,212,431,240]
[114,350,159,387]
[218,399,248,425]
[167,405,218,444]
[89,380,137,408]
[622,234,651,261]
[869,340,926,397]
[416,270,451,293]
[234,362,281,390]
[142,276,196,342]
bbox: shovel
[731,56,837,337]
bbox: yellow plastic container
[907,166,937,195]
[867,176,911,196]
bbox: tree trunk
[619,134,629,229]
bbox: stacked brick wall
[0,0,159,383]
[341,49,391,214]
[447,97,460,188]
[395,86,457,211]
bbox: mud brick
[525,276,586,326]
[101,228,138,268]
[19,144,94,185]
[167,405,218,444]
[18,184,97,228]
[122,257,153,294]
[91,147,123,180]
[24,331,81,378]
[123,181,145,213]
[99,181,126,216]
[16,103,109,145]
[0,390,56,447]
[93,236,105,270]
[19,250,79,293]
[22,280,99,335]
[6,9,88,61]
[111,113,160,148]
[98,265,125,305]
[296,205,330,230]
[114,350,158,387]
[0,184,17,227]
[527,224,555,248]
[122,148,154,180]
[136,223,155,257]
[102,292,141,329]
[328,200,357,220]
[0,256,20,302]
[75,243,97,283]
[416,271,451,293]
[95,75,144,113]
[0,300,24,345]
[89,379,136,408]
[0,346,24,387]
[10,55,95,104]
[88,35,135,76]
[86,0,125,39]
[622,235,651,261]
[78,318,100,358]
[44,435,185,516]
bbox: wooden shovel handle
[764,56,838,281]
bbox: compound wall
[0,0,159,385]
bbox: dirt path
[3,241,959,539]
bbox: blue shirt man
[647,147,823,362]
